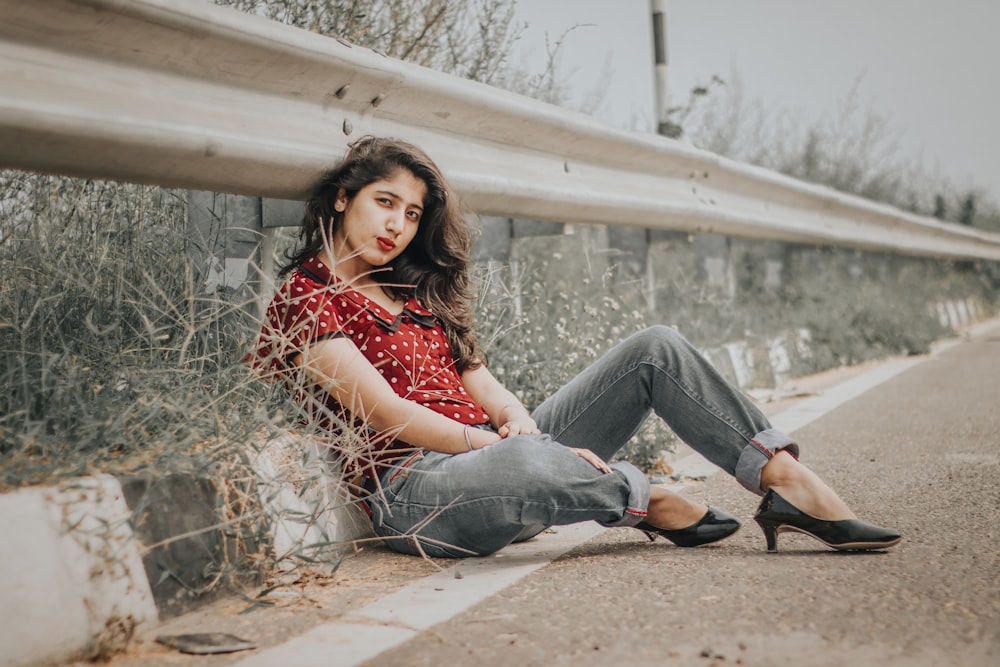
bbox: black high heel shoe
[754,489,902,552]
[635,508,741,547]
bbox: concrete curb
[701,298,986,393]
[0,442,373,667]
[250,434,374,580]
[700,328,813,391]
[0,475,156,667]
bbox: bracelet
[463,424,474,451]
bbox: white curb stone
[250,434,375,579]
[724,341,754,388]
[946,300,961,329]
[767,336,793,387]
[935,302,950,328]
[0,475,156,667]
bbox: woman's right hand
[469,427,503,450]
[497,418,541,438]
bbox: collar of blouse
[298,256,437,333]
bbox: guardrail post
[474,215,517,314]
[694,234,735,296]
[607,226,654,309]
[260,197,305,302]
[607,227,649,279]
[187,191,264,318]
[845,249,866,280]
[474,216,513,263]
[762,240,789,290]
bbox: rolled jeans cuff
[599,461,650,528]
[735,428,800,495]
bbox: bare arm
[461,364,540,437]
[295,338,501,453]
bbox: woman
[252,136,901,558]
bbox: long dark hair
[283,136,483,372]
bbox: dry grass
[0,174,273,487]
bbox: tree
[959,193,976,226]
[933,194,946,220]
[660,75,725,139]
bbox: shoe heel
[755,518,778,552]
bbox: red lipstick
[377,237,396,251]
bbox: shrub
[0,173,284,488]
[473,237,671,472]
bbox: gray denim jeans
[366,326,799,558]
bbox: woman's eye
[407,210,420,221]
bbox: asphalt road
[106,325,1000,667]
[360,327,1000,667]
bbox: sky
[510,0,1000,203]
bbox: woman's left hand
[497,418,541,438]
[567,447,613,474]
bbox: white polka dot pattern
[250,255,490,433]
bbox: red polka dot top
[250,255,490,476]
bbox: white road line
[235,523,604,667]
[349,522,605,630]
[768,357,924,435]
[234,623,416,667]
[235,321,1000,667]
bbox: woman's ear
[334,188,348,213]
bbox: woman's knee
[626,325,691,361]
[487,435,577,487]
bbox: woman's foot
[645,486,711,530]
[755,489,901,552]
[637,508,741,547]
[759,450,856,521]
[640,486,741,547]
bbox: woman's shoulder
[280,273,371,324]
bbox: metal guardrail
[2,0,1000,260]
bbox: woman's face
[330,168,427,282]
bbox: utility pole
[649,2,736,297]
[650,0,670,136]
[628,0,671,313]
